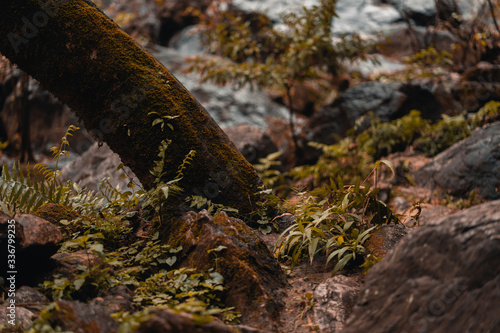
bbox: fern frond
[0,162,74,215]
[175,150,196,180]
[99,177,123,204]
[0,162,49,214]
[69,182,104,216]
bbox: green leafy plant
[276,161,398,275]
[471,100,500,127]
[41,233,111,301]
[357,110,430,159]
[186,195,239,216]
[290,136,374,188]
[253,151,285,189]
[111,309,155,333]
[414,113,470,156]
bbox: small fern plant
[0,125,80,215]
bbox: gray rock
[168,25,205,56]
[392,196,412,212]
[0,305,37,330]
[415,122,500,200]
[314,275,361,333]
[232,0,319,23]
[417,204,456,226]
[223,124,278,164]
[0,286,46,329]
[305,81,404,145]
[342,200,500,333]
[41,300,122,333]
[51,250,103,278]
[1,286,50,328]
[456,0,487,21]
[60,142,141,194]
[150,46,289,129]
[157,0,214,45]
[305,81,457,146]
[348,54,406,78]
[14,286,49,304]
[0,213,62,258]
[334,0,401,35]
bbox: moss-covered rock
[33,203,79,225]
[162,210,287,331]
[365,224,409,259]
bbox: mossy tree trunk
[0,0,262,215]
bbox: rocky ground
[1,0,500,332]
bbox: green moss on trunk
[0,0,262,215]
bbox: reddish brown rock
[137,308,248,333]
[162,210,287,331]
[365,224,410,258]
[14,214,63,248]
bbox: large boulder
[0,286,48,329]
[162,210,288,331]
[364,224,410,258]
[223,124,278,164]
[415,121,500,200]
[60,142,141,193]
[387,0,437,26]
[384,0,465,26]
[342,200,500,332]
[305,81,458,145]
